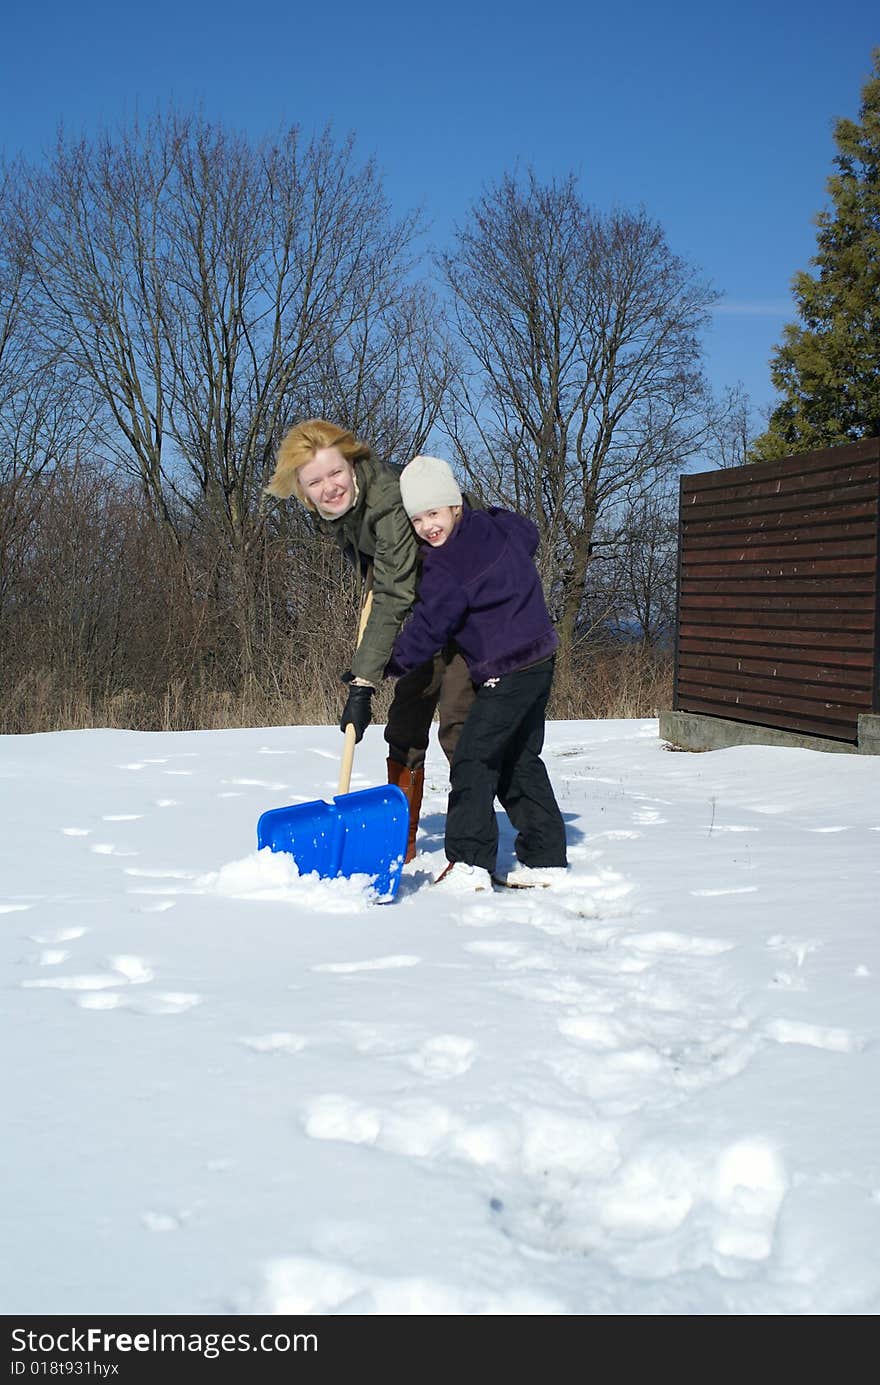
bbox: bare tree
[586,493,678,647]
[440,172,718,675]
[301,283,456,465]
[13,124,179,527]
[13,113,449,683]
[703,382,756,469]
[0,170,95,633]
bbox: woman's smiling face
[298,446,357,517]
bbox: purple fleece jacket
[385,506,558,686]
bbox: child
[386,455,568,890]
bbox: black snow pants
[445,657,568,874]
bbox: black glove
[340,672,373,743]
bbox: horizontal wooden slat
[676,679,862,722]
[682,558,875,580]
[681,439,880,493]
[678,664,872,708]
[683,501,877,538]
[674,693,859,743]
[677,680,862,720]
[683,526,877,556]
[673,686,859,731]
[678,650,874,689]
[682,460,879,502]
[680,592,876,614]
[680,621,873,649]
[679,634,870,662]
[679,609,873,633]
[683,537,877,565]
[680,576,876,598]
[678,690,870,724]
[678,636,873,668]
[680,481,879,525]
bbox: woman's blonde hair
[265,419,371,508]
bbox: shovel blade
[257,784,410,901]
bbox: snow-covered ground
[3,718,879,1315]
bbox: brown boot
[387,759,425,864]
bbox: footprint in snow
[224,778,288,790]
[763,1018,861,1053]
[250,1255,564,1316]
[464,939,555,972]
[32,949,69,966]
[125,992,202,1016]
[620,931,735,956]
[558,1013,624,1050]
[241,1033,308,1055]
[691,886,758,897]
[19,955,199,1017]
[311,955,421,974]
[23,973,131,993]
[769,970,807,992]
[21,954,154,993]
[112,955,154,982]
[328,1020,413,1056]
[77,990,202,1014]
[29,927,87,944]
[766,935,821,968]
[454,902,507,928]
[141,1210,186,1232]
[406,1036,476,1078]
[502,1136,787,1271]
[78,993,125,1010]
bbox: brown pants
[385,649,474,769]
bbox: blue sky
[2,0,877,417]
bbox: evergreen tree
[753,49,880,459]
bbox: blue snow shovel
[256,591,410,901]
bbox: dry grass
[2,645,672,735]
[549,644,673,721]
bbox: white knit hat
[399,455,463,517]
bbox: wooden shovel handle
[337,585,374,795]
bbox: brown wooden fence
[672,438,880,744]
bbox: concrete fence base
[659,710,880,757]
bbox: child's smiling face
[411,505,462,547]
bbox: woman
[265,419,474,862]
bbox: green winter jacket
[314,454,420,686]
